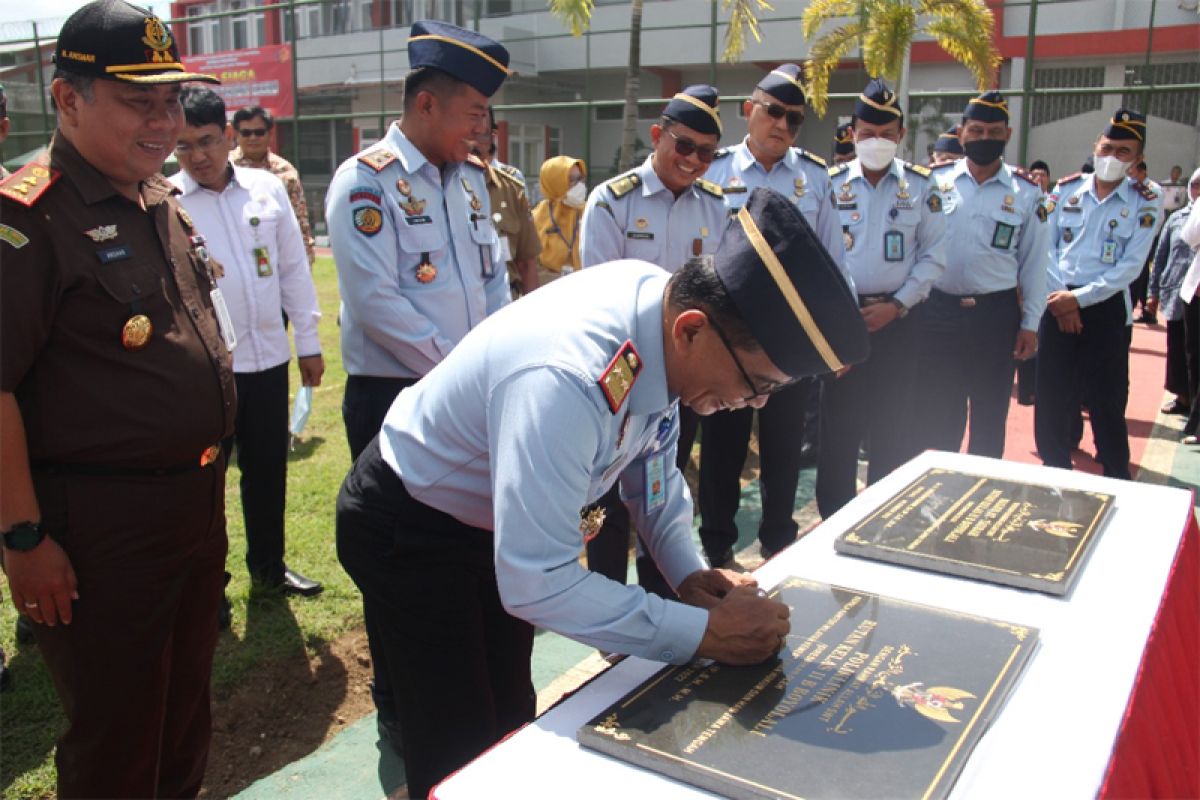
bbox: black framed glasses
[750,100,804,131]
[664,128,718,164]
[707,316,799,402]
[237,127,269,138]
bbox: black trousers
[584,406,697,595]
[697,379,811,559]
[336,437,535,798]
[342,375,418,461]
[912,289,1021,459]
[1034,293,1132,479]
[31,465,227,798]
[1184,299,1200,436]
[1165,297,1198,401]
[340,374,418,728]
[222,363,290,582]
[817,311,920,518]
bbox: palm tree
[802,0,1001,119]
[549,0,772,173]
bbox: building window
[187,3,220,54]
[1032,66,1104,127]
[1124,62,1200,128]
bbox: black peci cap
[662,85,722,136]
[854,78,903,126]
[408,20,511,98]
[963,90,1009,124]
[756,64,806,107]
[1103,108,1147,143]
[713,188,869,378]
[54,0,218,85]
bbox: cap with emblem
[1103,108,1147,143]
[756,63,805,107]
[933,125,964,155]
[854,78,903,126]
[407,20,510,98]
[833,123,855,156]
[53,0,218,84]
[662,84,722,136]
[963,90,1009,123]
[713,187,869,378]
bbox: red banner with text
[184,43,295,119]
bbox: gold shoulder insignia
[930,161,956,172]
[1012,166,1040,187]
[796,148,826,168]
[498,162,525,185]
[606,172,641,199]
[828,163,849,178]
[357,149,397,173]
[598,340,643,415]
[1055,172,1083,188]
[0,157,61,207]
[695,178,723,198]
[905,161,931,177]
[464,154,487,170]
[1133,181,1158,201]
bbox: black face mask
[964,138,1006,166]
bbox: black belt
[32,444,221,477]
[858,293,895,308]
[929,287,1018,309]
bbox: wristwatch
[890,298,909,318]
[3,521,45,552]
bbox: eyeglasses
[750,99,804,131]
[174,135,229,157]
[664,128,718,164]
[237,127,269,138]
[707,316,799,401]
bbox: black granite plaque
[578,578,1038,800]
[835,467,1115,596]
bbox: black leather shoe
[14,614,35,645]
[280,569,324,597]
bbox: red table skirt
[1101,510,1200,799]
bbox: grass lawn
[0,256,364,799]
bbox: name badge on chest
[991,222,1015,250]
[1100,219,1118,264]
[645,453,667,513]
[884,230,904,262]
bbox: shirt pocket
[395,212,448,288]
[794,193,822,221]
[838,207,866,253]
[468,211,501,279]
[984,207,1024,251]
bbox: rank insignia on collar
[84,225,119,242]
[598,340,643,414]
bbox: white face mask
[1093,154,1131,183]
[563,181,588,208]
[856,137,898,171]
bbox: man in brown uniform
[472,110,540,297]
[232,105,317,266]
[0,1,234,796]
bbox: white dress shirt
[171,165,321,374]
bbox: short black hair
[1030,160,1049,173]
[180,85,226,129]
[667,255,759,352]
[1136,161,1147,172]
[232,105,272,131]
[402,67,466,113]
[51,67,96,106]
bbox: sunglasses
[750,99,804,131]
[237,127,269,138]
[707,316,799,402]
[664,128,718,164]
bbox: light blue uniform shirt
[326,122,509,379]
[829,158,947,309]
[932,159,1050,330]
[379,261,709,664]
[1046,173,1163,321]
[579,155,728,272]
[705,139,855,292]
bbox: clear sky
[0,0,165,30]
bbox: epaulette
[794,148,826,168]
[491,163,523,190]
[497,162,525,185]
[694,178,723,198]
[598,340,643,415]
[357,148,397,173]
[929,160,956,171]
[605,171,641,199]
[1055,172,1083,187]
[712,147,732,160]
[464,154,487,171]
[1011,166,1040,187]
[1132,181,1158,201]
[904,161,931,178]
[0,157,60,207]
[828,163,850,178]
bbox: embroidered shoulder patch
[796,148,826,168]
[353,206,384,236]
[598,340,643,414]
[0,160,60,207]
[828,163,849,178]
[905,161,931,178]
[606,172,641,199]
[0,223,29,248]
[357,149,397,173]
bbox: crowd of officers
[0,2,1179,797]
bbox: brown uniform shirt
[231,146,316,265]
[483,162,540,290]
[0,135,236,467]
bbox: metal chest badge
[579,506,607,543]
[793,177,806,198]
[416,251,437,283]
[84,225,119,242]
[121,314,153,350]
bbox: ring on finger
[23,600,39,609]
